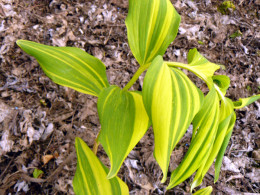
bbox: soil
[0,0,259,194]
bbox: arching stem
[123,63,150,91]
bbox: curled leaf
[233,94,260,109]
[213,75,230,96]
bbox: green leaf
[198,40,204,45]
[33,168,44,178]
[97,86,150,179]
[217,1,236,15]
[73,137,129,195]
[16,40,109,97]
[142,56,204,183]
[230,30,242,38]
[193,186,213,195]
[213,75,230,96]
[126,0,181,66]
[191,98,234,190]
[214,111,236,182]
[167,88,219,189]
[233,94,260,109]
[187,48,220,86]
[167,49,220,87]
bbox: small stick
[93,131,101,155]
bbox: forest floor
[0,0,259,194]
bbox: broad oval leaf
[193,186,213,195]
[191,98,234,190]
[73,137,129,195]
[97,86,150,178]
[142,56,204,183]
[17,40,109,97]
[126,0,181,66]
[167,88,219,189]
[233,94,260,109]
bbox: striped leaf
[191,97,234,190]
[193,186,212,195]
[167,88,219,189]
[142,56,204,183]
[233,94,260,109]
[17,40,109,97]
[97,86,150,178]
[214,111,236,182]
[73,137,129,195]
[126,0,181,66]
[167,49,220,87]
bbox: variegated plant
[17,0,260,194]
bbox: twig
[45,152,76,182]
[0,158,14,181]
[0,152,76,191]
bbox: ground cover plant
[15,0,260,194]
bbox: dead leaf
[42,155,54,165]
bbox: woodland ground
[0,0,259,194]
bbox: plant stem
[166,61,211,89]
[166,61,187,68]
[123,63,150,91]
[93,132,100,155]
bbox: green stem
[123,63,150,91]
[166,61,212,89]
[93,131,100,155]
[165,61,187,68]
[214,84,225,101]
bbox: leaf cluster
[17,0,259,194]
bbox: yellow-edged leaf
[214,111,236,182]
[73,137,129,195]
[97,86,150,179]
[191,97,234,190]
[193,186,213,195]
[126,0,180,66]
[167,88,219,189]
[142,56,204,183]
[233,94,260,109]
[17,40,109,97]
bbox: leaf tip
[16,39,24,47]
[74,137,82,147]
